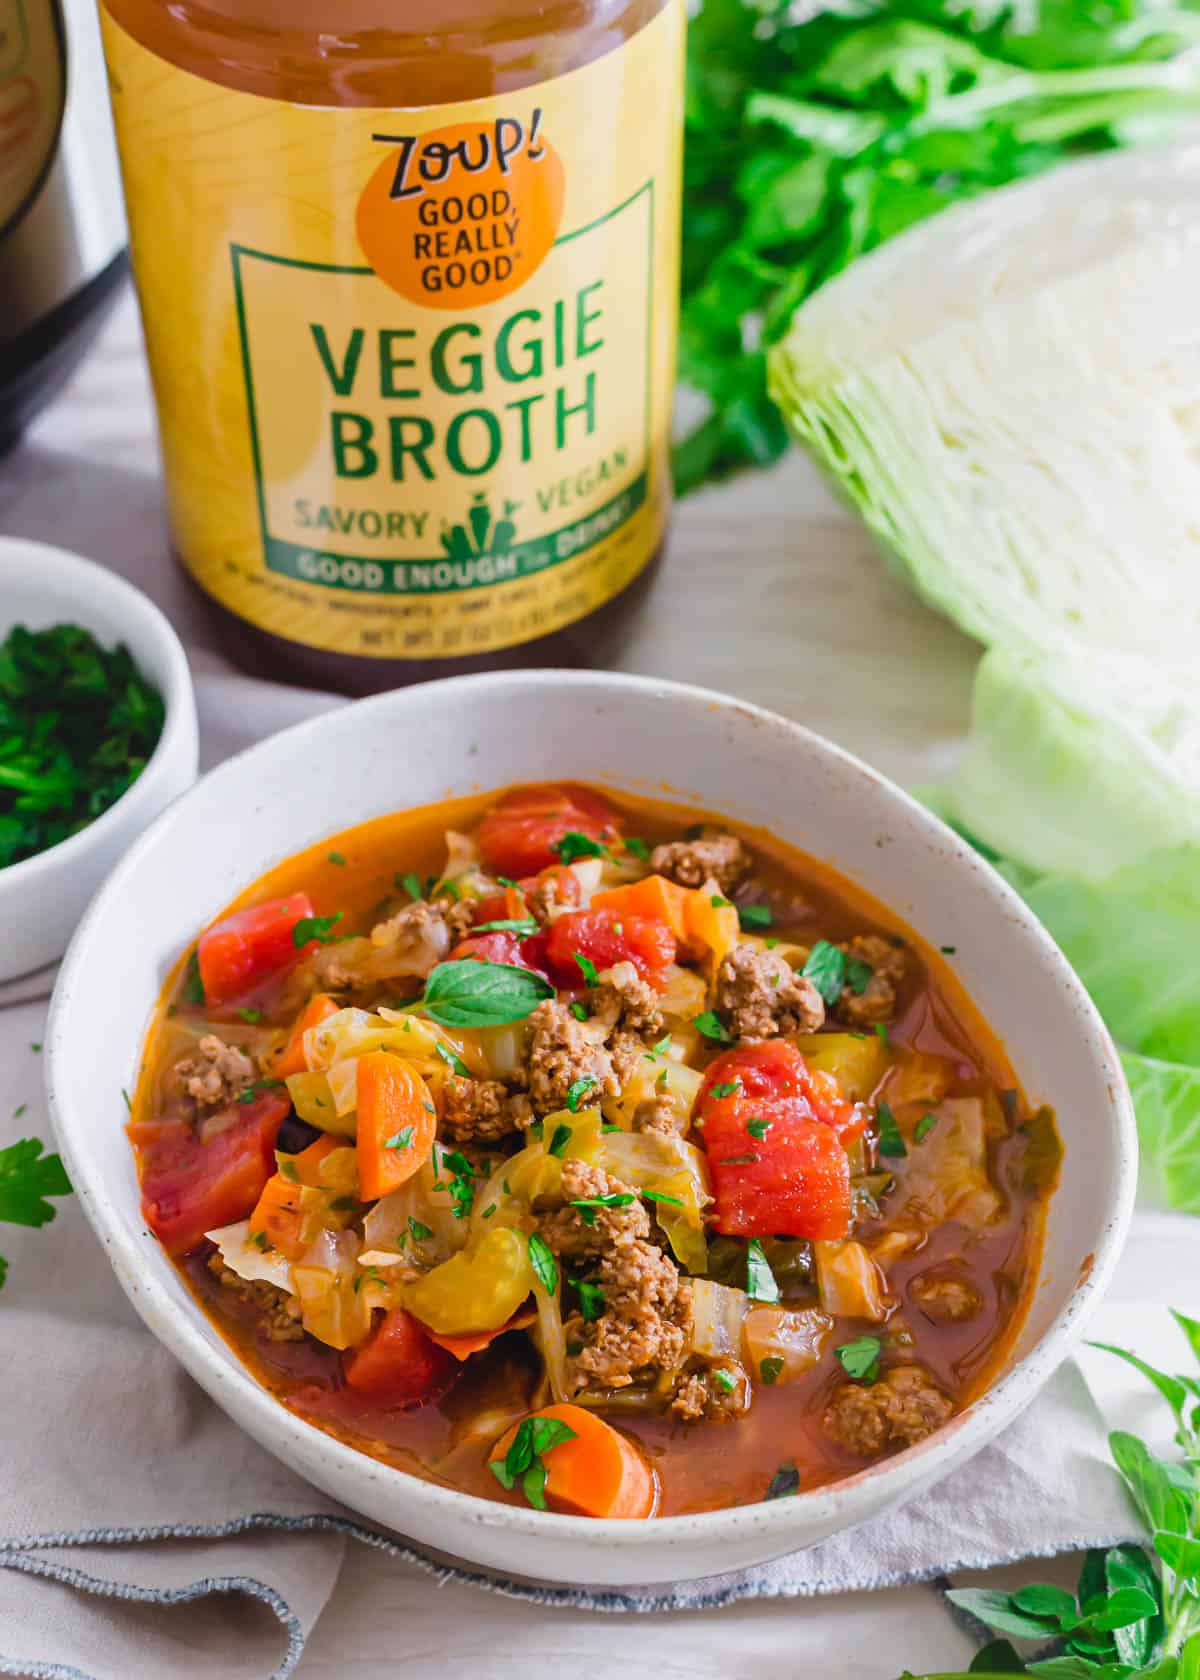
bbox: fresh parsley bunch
[899,1315,1200,1677]
[0,1136,72,1289]
[679,0,1200,494]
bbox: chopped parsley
[746,1238,780,1304]
[738,904,773,930]
[642,1189,684,1209]
[292,911,343,948]
[801,940,846,1007]
[709,1080,741,1099]
[939,944,957,956]
[434,1040,471,1078]
[710,893,732,908]
[183,950,205,1006]
[551,831,611,865]
[845,956,875,996]
[236,1007,263,1025]
[398,872,423,900]
[694,1011,732,1044]
[759,1356,785,1385]
[570,1192,635,1227]
[407,1216,433,1243]
[914,1112,938,1143]
[623,837,650,860]
[573,952,600,988]
[472,918,540,937]
[566,1074,597,1112]
[575,1279,606,1322]
[569,1001,590,1022]
[326,851,346,866]
[875,1101,906,1158]
[437,1147,478,1219]
[765,1464,800,1501]
[0,1135,72,1292]
[527,1231,558,1296]
[714,1368,737,1393]
[490,1414,578,1510]
[836,1335,882,1383]
[385,1126,415,1152]
[547,1123,572,1158]
[875,1023,890,1047]
[746,1117,771,1140]
[235,1078,284,1105]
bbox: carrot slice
[248,1174,311,1259]
[591,875,692,945]
[288,1134,341,1188]
[489,1402,656,1519]
[355,1051,436,1201]
[272,993,341,1080]
[428,1306,537,1361]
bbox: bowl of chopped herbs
[0,537,197,981]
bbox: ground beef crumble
[526,1001,622,1115]
[207,1253,305,1342]
[909,1270,982,1324]
[670,1362,751,1422]
[591,961,664,1038]
[649,831,751,894]
[823,1364,952,1455]
[440,1075,532,1145]
[837,934,909,1027]
[540,1160,691,1392]
[715,944,825,1041]
[176,1035,256,1111]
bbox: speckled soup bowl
[45,670,1135,1586]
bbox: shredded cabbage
[814,1239,888,1321]
[205,1219,294,1292]
[743,1305,832,1381]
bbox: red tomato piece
[544,908,676,986]
[701,1094,851,1241]
[696,1040,863,1143]
[343,1308,459,1408]
[136,1089,290,1257]
[477,784,619,878]
[197,893,316,1005]
[451,930,550,973]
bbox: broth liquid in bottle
[97,0,684,692]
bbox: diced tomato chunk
[700,1094,851,1241]
[343,1308,459,1409]
[197,893,316,1005]
[451,929,550,974]
[696,1039,863,1142]
[477,784,619,878]
[135,1089,290,1256]
[544,908,676,986]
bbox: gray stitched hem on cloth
[0,1508,1143,1680]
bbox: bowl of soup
[45,670,1135,1585]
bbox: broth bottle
[97,0,684,692]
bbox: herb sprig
[0,1136,72,1289]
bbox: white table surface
[0,289,1011,1679]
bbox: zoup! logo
[356,112,566,310]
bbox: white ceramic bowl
[0,537,198,982]
[46,671,1135,1585]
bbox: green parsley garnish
[875,1101,906,1158]
[437,1147,479,1220]
[407,1216,433,1243]
[623,837,650,860]
[746,1238,780,1304]
[434,1040,471,1078]
[746,1117,771,1140]
[0,623,165,869]
[326,851,346,866]
[528,1231,558,1296]
[940,945,957,956]
[710,893,732,908]
[566,1074,597,1112]
[569,1001,590,1022]
[573,952,600,988]
[765,1464,800,1501]
[875,1023,890,1047]
[836,1335,882,1383]
[235,1078,284,1105]
[575,1279,606,1322]
[236,1007,263,1025]
[642,1189,684,1209]
[489,1414,577,1510]
[714,1368,737,1393]
[471,918,540,937]
[398,872,423,900]
[570,1192,635,1227]
[845,956,874,996]
[385,1126,415,1151]
[914,1112,938,1143]
[420,959,553,1028]
[709,1080,741,1099]
[293,912,343,948]
[547,1123,572,1158]
[759,1356,784,1385]
[0,1136,72,1289]
[551,831,611,865]
[694,1010,732,1044]
[801,940,846,1006]
[739,904,772,929]
[183,950,205,1006]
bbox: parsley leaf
[739,904,773,929]
[569,1001,590,1022]
[183,950,205,1006]
[293,912,343,948]
[801,940,846,1006]
[327,851,346,866]
[407,1216,433,1243]
[845,956,875,996]
[765,1464,800,1501]
[551,831,610,865]
[746,1116,771,1140]
[0,1137,72,1228]
[236,1007,263,1024]
[385,1126,415,1151]
[398,872,423,900]
[566,1074,597,1112]
[914,1112,938,1143]
[623,837,650,860]
[760,1356,784,1385]
[746,1238,780,1304]
[471,918,540,937]
[694,1010,732,1044]
[528,1231,558,1296]
[642,1189,684,1209]
[875,1101,907,1158]
[548,1123,572,1158]
[836,1335,882,1383]
[575,1279,606,1322]
[573,952,600,988]
[490,1415,577,1509]
[709,1080,741,1099]
[434,1040,471,1078]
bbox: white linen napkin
[0,667,1189,1680]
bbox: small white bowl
[0,537,198,982]
[46,670,1135,1585]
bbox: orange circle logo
[356,115,565,310]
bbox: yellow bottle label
[98,5,684,660]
